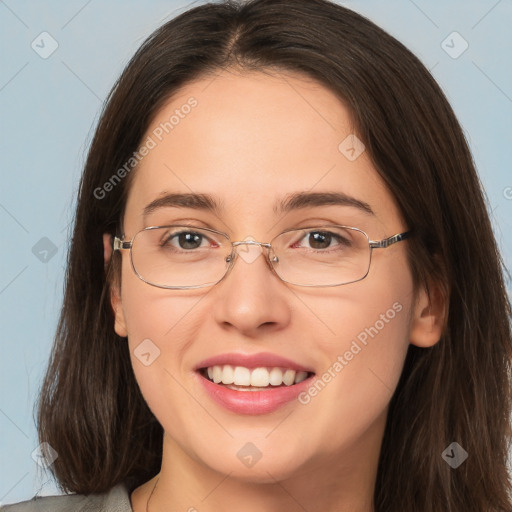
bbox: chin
[197,442,312,483]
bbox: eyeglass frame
[113,225,412,290]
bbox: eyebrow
[142,191,375,218]
[143,192,221,218]
[277,191,374,216]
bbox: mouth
[194,352,316,414]
[198,365,314,391]
[195,353,315,415]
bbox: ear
[103,233,128,338]
[409,279,447,348]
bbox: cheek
[311,289,410,394]
[119,247,204,345]
[118,268,204,417]
[298,253,413,441]
[328,296,410,404]
[311,247,412,357]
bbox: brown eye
[295,230,351,251]
[308,231,333,250]
[161,231,206,250]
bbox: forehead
[123,69,402,233]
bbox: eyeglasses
[113,225,411,289]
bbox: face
[109,69,440,484]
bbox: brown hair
[37,0,512,510]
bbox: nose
[211,241,291,336]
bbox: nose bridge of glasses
[228,239,276,266]
[232,240,272,249]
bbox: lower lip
[197,372,315,415]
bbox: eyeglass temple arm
[369,231,411,249]
[113,237,132,251]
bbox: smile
[202,365,311,390]
[194,353,316,414]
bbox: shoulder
[0,484,132,512]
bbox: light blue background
[1,0,511,505]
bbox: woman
[3,0,511,510]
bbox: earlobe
[103,233,128,338]
[111,287,128,338]
[409,280,447,348]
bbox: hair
[36,0,512,510]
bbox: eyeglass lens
[129,225,371,288]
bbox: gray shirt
[0,485,133,512]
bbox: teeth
[212,366,222,384]
[250,367,270,387]
[233,366,251,386]
[221,365,234,384]
[295,371,308,383]
[204,365,310,387]
[269,367,283,386]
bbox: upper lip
[195,352,314,373]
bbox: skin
[104,69,445,512]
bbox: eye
[161,230,213,251]
[294,230,352,251]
